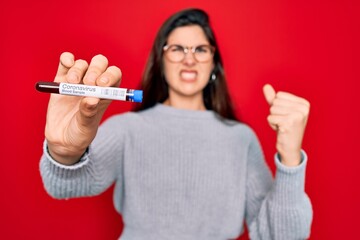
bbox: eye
[195,46,210,53]
[170,45,184,52]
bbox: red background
[1,0,358,239]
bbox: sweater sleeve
[245,131,313,240]
[39,116,126,199]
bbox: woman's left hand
[263,84,310,167]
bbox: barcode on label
[101,89,111,95]
[101,89,125,98]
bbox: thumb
[263,84,276,105]
[78,97,101,121]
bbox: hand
[45,52,122,165]
[263,84,310,166]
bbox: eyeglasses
[163,44,215,63]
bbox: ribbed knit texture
[39,103,312,239]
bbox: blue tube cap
[132,90,143,103]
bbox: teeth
[181,72,197,80]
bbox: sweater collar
[153,103,216,119]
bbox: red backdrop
[1,0,358,239]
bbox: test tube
[35,81,143,103]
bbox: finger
[276,91,310,107]
[66,59,89,83]
[96,66,122,87]
[83,54,109,85]
[267,115,280,131]
[267,115,286,133]
[55,52,75,80]
[78,96,111,128]
[263,84,276,105]
[78,97,100,121]
[268,121,278,131]
[270,105,291,116]
[272,98,296,108]
[272,98,310,117]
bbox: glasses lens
[194,45,213,62]
[165,45,185,62]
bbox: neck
[163,94,206,111]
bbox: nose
[183,51,196,65]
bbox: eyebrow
[166,43,210,46]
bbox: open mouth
[180,70,197,81]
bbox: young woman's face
[163,25,214,104]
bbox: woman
[40,8,312,239]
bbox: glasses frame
[163,44,216,63]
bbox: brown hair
[135,8,237,121]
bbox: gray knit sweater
[40,103,312,240]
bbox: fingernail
[100,77,109,85]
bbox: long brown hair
[135,8,237,121]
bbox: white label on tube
[59,83,127,100]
